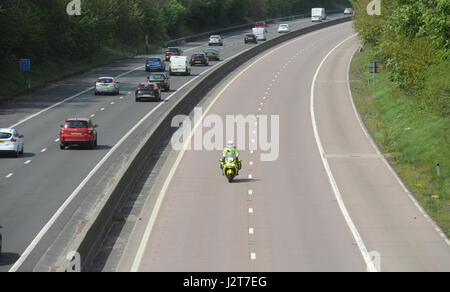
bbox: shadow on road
[0,253,20,267]
[232,178,260,183]
[0,152,36,159]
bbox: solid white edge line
[9,63,149,129]
[346,46,450,246]
[310,33,378,272]
[9,87,93,129]
[9,35,262,272]
[8,61,204,272]
[129,24,347,272]
[7,41,210,129]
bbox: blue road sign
[20,59,31,72]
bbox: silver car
[209,35,223,46]
[95,77,120,95]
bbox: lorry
[252,27,266,41]
[311,8,326,22]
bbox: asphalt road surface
[0,15,345,271]
[125,22,450,272]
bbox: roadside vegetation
[350,0,449,236]
[0,0,349,98]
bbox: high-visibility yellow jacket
[222,147,240,158]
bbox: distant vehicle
[252,27,266,41]
[146,57,165,72]
[60,119,98,150]
[255,21,268,32]
[190,53,209,66]
[95,77,120,95]
[148,72,170,92]
[344,8,353,15]
[165,47,183,61]
[0,128,24,157]
[203,48,221,61]
[169,56,191,76]
[312,8,326,22]
[135,82,162,102]
[278,24,290,33]
[209,35,223,46]
[244,33,257,44]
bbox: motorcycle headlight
[226,163,236,167]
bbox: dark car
[148,72,170,92]
[165,47,183,61]
[135,82,161,102]
[190,53,209,66]
[203,49,220,61]
[245,33,258,44]
[146,57,165,72]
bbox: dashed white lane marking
[5,173,14,178]
[120,96,124,99]
[249,208,254,214]
[128,91,131,94]
[24,160,32,165]
[248,174,253,179]
[41,148,47,153]
[100,108,105,111]
[249,162,253,165]
[250,150,254,154]
[249,228,254,235]
[250,253,256,260]
[9,62,149,128]
[248,190,253,195]
[55,139,60,142]
[90,114,95,118]
[110,102,115,105]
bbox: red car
[165,47,183,61]
[255,21,268,32]
[60,118,98,149]
[255,21,265,28]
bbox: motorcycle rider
[220,140,242,175]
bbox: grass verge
[0,43,154,101]
[349,47,450,238]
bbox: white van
[252,27,266,41]
[169,56,191,76]
[311,8,326,22]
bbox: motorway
[0,14,346,271]
[118,22,450,272]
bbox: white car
[278,24,290,33]
[344,8,353,15]
[208,35,223,46]
[0,128,24,157]
[169,56,191,76]
[95,77,120,95]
